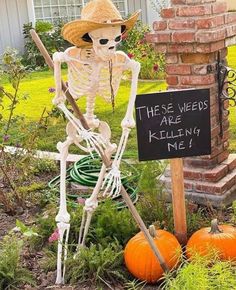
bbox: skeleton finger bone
[102,165,122,197]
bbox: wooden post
[170,158,187,245]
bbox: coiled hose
[48,154,139,209]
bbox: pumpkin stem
[149,225,157,238]
[209,219,223,234]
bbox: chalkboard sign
[135,88,211,161]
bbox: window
[33,0,128,23]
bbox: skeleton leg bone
[76,145,115,251]
[55,138,72,284]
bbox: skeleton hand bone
[102,165,122,198]
[80,129,106,156]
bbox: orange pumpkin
[186,219,236,260]
[124,225,181,283]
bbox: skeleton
[53,25,140,284]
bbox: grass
[2,45,236,155]
[1,69,166,156]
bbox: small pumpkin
[186,219,236,260]
[124,225,181,283]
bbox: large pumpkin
[186,219,236,260]
[124,225,181,283]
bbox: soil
[0,160,234,290]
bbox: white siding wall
[0,0,30,55]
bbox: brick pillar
[147,0,236,206]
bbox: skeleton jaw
[93,46,116,61]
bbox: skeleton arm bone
[102,58,140,196]
[53,52,67,105]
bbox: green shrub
[31,158,58,175]
[65,241,127,288]
[0,234,35,289]
[89,200,138,247]
[23,20,69,69]
[162,252,236,290]
[119,20,165,80]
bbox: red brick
[211,125,220,138]
[196,15,224,29]
[169,19,195,30]
[184,157,218,168]
[154,44,167,53]
[166,64,191,75]
[172,31,195,43]
[177,5,211,17]
[172,0,186,4]
[222,130,230,142]
[225,12,236,24]
[181,53,214,64]
[222,154,236,171]
[168,43,194,53]
[226,24,236,38]
[153,20,167,31]
[184,167,202,180]
[212,1,227,14]
[166,75,179,85]
[224,141,229,150]
[166,54,178,64]
[203,164,228,182]
[184,181,194,192]
[161,8,175,18]
[146,32,171,43]
[180,74,215,85]
[210,40,225,52]
[218,151,229,163]
[196,28,226,43]
[187,0,216,3]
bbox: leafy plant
[65,241,127,288]
[23,20,70,69]
[119,20,165,80]
[136,161,172,229]
[0,234,35,289]
[31,158,58,175]
[161,252,236,290]
[88,200,138,247]
[124,279,146,290]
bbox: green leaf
[16,220,38,237]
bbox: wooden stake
[170,158,187,245]
[30,29,169,272]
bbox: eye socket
[115,35,122,42]
[99,39,109,45]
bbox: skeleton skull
[89,26,122,61]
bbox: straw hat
[62,0,140,47]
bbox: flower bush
[119,20,165,80]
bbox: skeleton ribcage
[67,60,124,102]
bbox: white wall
[0,0,30,55]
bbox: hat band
[102,19,123,24]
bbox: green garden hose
[48,154,139,209]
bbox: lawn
[1,69,166,156]
[2,45,236,155]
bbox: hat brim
[62,10,140,47]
